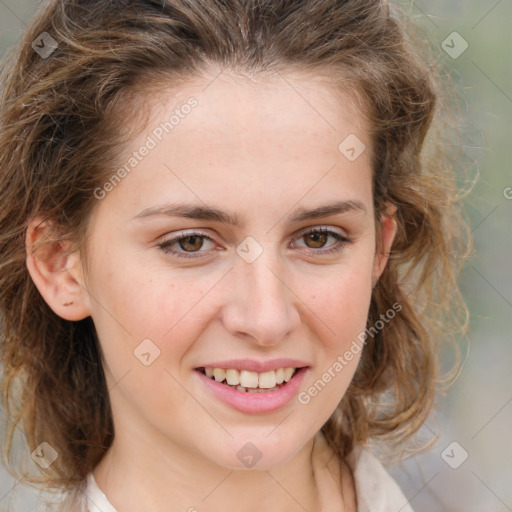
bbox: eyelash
[156,227,352,259]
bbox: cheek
[86,247,216,383]
[88,237,209,334]
[306,261,374,347]
[295,268,372,415]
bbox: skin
[26,69,396,512]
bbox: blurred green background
[0,1,511,511]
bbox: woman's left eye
[292,227,351,255]
[157,227,351,259]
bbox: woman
[0,1,469,510]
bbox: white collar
[350,445,415,511]
[312,431,414,512]
[84,472,118,512]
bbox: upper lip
[195,358,310,373]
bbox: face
[67,71,394,470]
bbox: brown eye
[179,235,204,252]
[293,227,351,256]
[303,231,328,249]
[157,231,216,258]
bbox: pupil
[306,232,326,248]
[180,236,202,252]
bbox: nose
[220,248,301,346]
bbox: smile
[198,366,298,392]
[194,366,309,414]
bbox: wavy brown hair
[0,0,470,498]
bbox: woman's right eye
[157,231,216,259]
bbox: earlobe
[25,217,91,321]
[372,204,398,286]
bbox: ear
[372,203,398,287]
[25,216,91,321]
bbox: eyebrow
[132,199,367,225]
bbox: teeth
[240,370,259,388]
[246,387,278,393]
[258,370,277,389]
[213,368,225,382]
[283,367,295,382]
[202,366,298,389]
[225,369,240,386]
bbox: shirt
[63,431,414,512]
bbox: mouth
[194,364,310,414]
[196,366,302,393]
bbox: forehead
[97,70,373,223]
[143,69,368,148]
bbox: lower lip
[194,367,309,414]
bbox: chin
[205,432,307,471]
